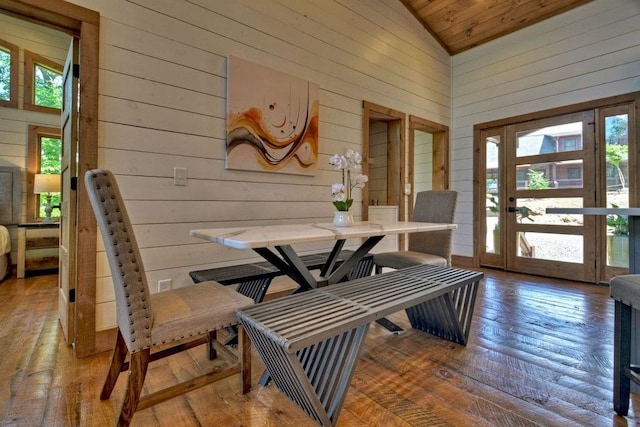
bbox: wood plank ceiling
[399,0,596,55]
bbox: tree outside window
[24,50,62,114]
[0,48,10,101]
[38,136,62,217]
[0,39,18,108]
[34,63,62,109]
[28,126,62,222]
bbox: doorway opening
[0,0,100,357]
[474,92,639,283]
[408,115,450,220]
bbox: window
[556,135,582,152]
[0,38,18,108]
[567,167,582,180]
[24,50,63,113]
[28,125,62,221]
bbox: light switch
[174,167,187,186]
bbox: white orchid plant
[329,150,368,212]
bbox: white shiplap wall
[451,0,640,257]
[368,121,388,205]
[66,0,451,330]
[0,14,71,263]
[413,129,433,198]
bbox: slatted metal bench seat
[236,264,483,426]
[189,250,374,303]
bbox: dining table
[190,220,457,292]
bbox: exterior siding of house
[450,0,640,258]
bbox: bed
[0,226,10,281]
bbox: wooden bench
[189,250,375,303]
[236,264,483,426]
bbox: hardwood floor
[0,268,638,426]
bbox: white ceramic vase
[333,211,354,227]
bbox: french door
[504,112,596,282]
[477,99,636,283]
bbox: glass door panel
[479,128,504,267]
[605,113,629,268]
[505,111,595,282]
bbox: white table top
[547,208,640,215]
[190,221,457,250]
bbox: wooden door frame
[473,91,640,278]
[362,101,406,221]
[0,0,99,357]
[408,115,449,220]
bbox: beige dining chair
[85,169,253,426]
[374,190,458,273]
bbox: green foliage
[38,137,62,218]
[607,116,628,145]
[0,48,10,101]
[606,144,628,167]
[526,169,550,190]
[607,203,628,236]
[34,64,62,109]
[40,137,61,173]
[487,194,500,214]
[606,143,628,189]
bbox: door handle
[507,207,518,213]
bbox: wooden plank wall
[450,0,640,259]
[0,14,70,265]
[368,121,388,206]
[62,0,452,330]
[413,130,433,196]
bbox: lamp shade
[33,173,61,194]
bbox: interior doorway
[0,0,100,357]
[362,101,406,222]
[408,115,450,220]
[361,103,450,252]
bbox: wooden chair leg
[101,329,128,400]
[117,349,150,427]
[207,330,217,360]
[614,300,632,416]
[238,325,251,394]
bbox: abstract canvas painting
[226,56,319,175]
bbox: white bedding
[0,225,9,255]
[0,226,9,281]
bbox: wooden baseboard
[93,327,117,355]
[452,255,475,268]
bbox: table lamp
[33,173,61,224]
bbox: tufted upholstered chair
[85,169,253,426]
[374,190,458,274]
[610,274,640,417]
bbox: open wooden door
[58,37,78,344]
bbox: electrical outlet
[174,167,187,186]
[158,279,172,292]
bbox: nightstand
[17,222,60,278]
